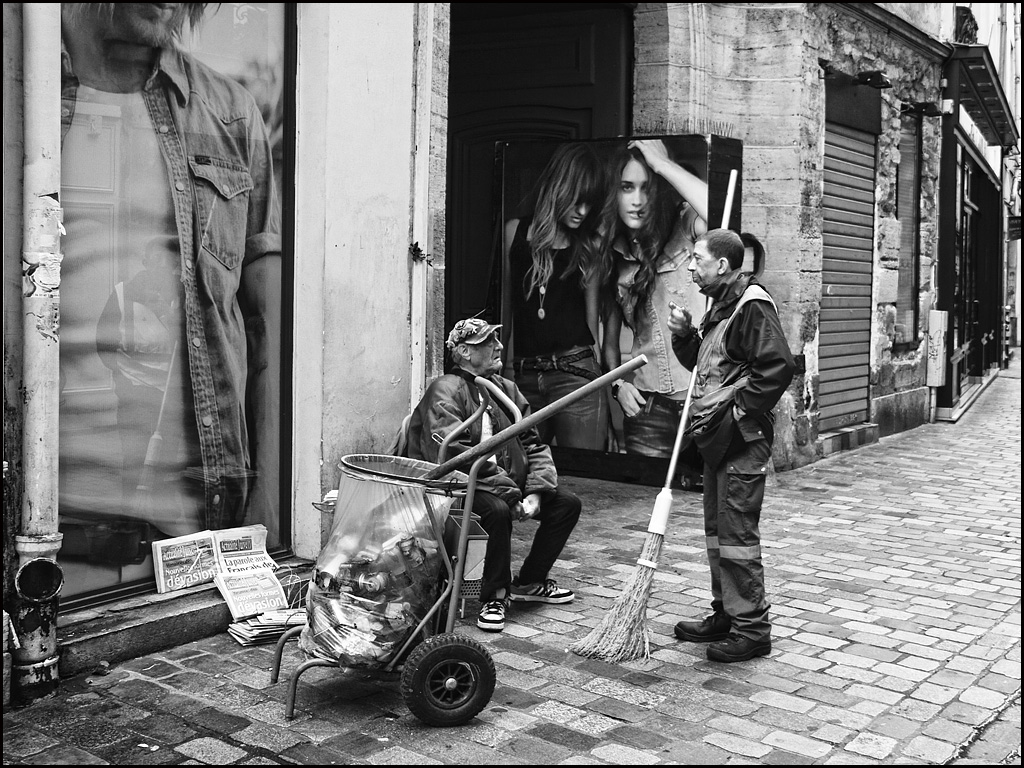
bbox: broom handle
[423,355,648,481]
[663,357,700,488]
[657,167,739,497]
[721,168,738,230]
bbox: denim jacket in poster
[60,43,282,526]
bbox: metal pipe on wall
[15,1,65,703]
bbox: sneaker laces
[482,597,508,612]
[537,579,561,597]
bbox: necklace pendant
[537,307,546,320]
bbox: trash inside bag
[299,455,466,668]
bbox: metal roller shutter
[820,123,875,431]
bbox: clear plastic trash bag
[299,455,466,668]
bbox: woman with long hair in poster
[599,139,709,488]
[503,142,610,450]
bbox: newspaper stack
[227,608,306,647]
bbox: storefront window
[57,3,287,606]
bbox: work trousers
[702,435,772,642]
[468,487,581,603]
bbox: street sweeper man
[404,318,582,633]
[668,229,795,663]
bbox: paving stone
[750,690,816,713]
[129,713,200,744]
[175,737,248,763]
[703,732,773,758]
[658,741,732,764]
[762,730,833,758]
[921,717,976,745]
[1,724,60,758]
[18,744,110,765]
[568,712,623,735]
[706,714,772,740]
[93,737,184,765]
[232,722,306,752]
[959,686,1011,709]
[123,658,184,679]
[528,723,602,751]
[364,745,443,765]
[902,734,957,763]
[844,731,898,759]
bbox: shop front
[935,44,1019,420]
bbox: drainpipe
[14,2,65,704]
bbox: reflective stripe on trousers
[703,436,772,642]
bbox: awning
[949,45,1020,152]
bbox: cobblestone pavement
[4,356,1020,765]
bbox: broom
[568,167,739,662]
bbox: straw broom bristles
[568,518,666,662]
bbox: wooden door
[446,2,632,328]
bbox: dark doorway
[446,3,633,329]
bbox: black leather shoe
[674,612,730,642]
[706,634,772,663]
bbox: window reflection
[57,3,285,602]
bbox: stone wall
[633,3,822,469]
[630,3,945,467]
[809,4,942,438]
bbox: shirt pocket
[189,156,254,270]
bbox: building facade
[2,3,1019,697]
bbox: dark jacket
[672,272,795,467]
[405,368,558,506]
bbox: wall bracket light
[900,101,943,117]
[852,70,892,89]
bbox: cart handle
[423,355,647,481]
[436,378,521,465]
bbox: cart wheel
[400,633,495,727]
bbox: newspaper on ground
[151,531,220,594]
[212,525,277,574]
[214,568,289,621]
[151,525,277,594]
[227,607,306,646]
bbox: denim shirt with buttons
[60,43,282,527]
[612,206,703,396]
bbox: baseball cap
[446,318,502,350]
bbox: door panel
[447,3,631,327]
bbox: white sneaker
[509,578,574,604]
[476,597,509,631]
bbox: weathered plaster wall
[290,4,421,556]
[319,6,417,468]
[880,3,945,39]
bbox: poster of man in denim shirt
[57,3,282,597]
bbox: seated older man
[405,318,581,632]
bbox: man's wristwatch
[611,379,624,400]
